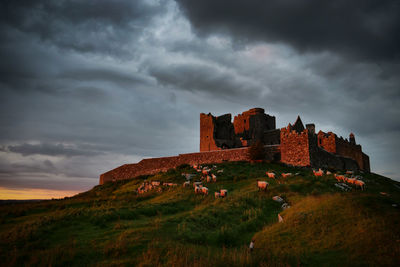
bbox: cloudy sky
[0,0,399,199]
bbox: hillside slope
[1,162,399,266]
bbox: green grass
[1,161,399,266]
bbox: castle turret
[349,133,356,145]
[306,124,315,134]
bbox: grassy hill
[1,161,399,266]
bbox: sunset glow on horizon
[0,187,82,200]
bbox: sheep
[346,178,357,185]
[354,180,365,190]
[194,186,202,194]
[206,175,211,183]
[215,192,221,198]
[326,171,332,175]
[151,181,161,186]
[282,203,291,210]
[201,187,209,195]
[281,173,293,178]
[217,169,224,173]
[334,174,346,182]
[313,169,324,177]
[164,183,177,187]
[272,196,284,203]
[257,181,269,191]
[202,169,209,175]
[266,172,276,178]
[212,174,217,182]
[220,189,228,198]
[183,181,190,187]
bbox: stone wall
[233,108,275,141]
[317,130,370,172]
[99,145,280,184]
[362,153,370,172]
[280,126,311,167]
[309,134,359,171]
[317,131,337,153]
[200,113,220,152]
[336,137,365,170]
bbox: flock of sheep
[137,180,178,194]
[257,169,366,191]
[136,164,367,225]
[137,164,366,197]
[191,165,228,198]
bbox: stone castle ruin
[100,108,370,185]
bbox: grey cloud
[0,0,167,57]
[148,62,265,100]
[175,0,400,62]
[58,68,153,89]
[2,143,103,157]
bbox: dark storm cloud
[0,0,166,57]
[1,143,103,157]
[148,61,264,99]
[175,0,400,62]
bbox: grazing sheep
[326,171,332,175]
[201,187,209,195]
[266,172,276,178]
[272,196,284,203]
[281,173,293,178]
[206,175,211,183]
[346,178,357,185]
[215,192,221,198]
[217,169,224,173]
[211,174,217,182]
[257,181,269,191]
[220,189,228,198]
[354,180,365,190]
[313,169,324,177]
[278,214,283,223]
[183,181,190,187]
[334,174,346,182]
[151,181,161,186]
[194,186,201,194]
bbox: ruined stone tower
[200,108,279,152]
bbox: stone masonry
[99,107,370,184]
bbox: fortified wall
[100,146,280,184]
[100,107,370,184]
